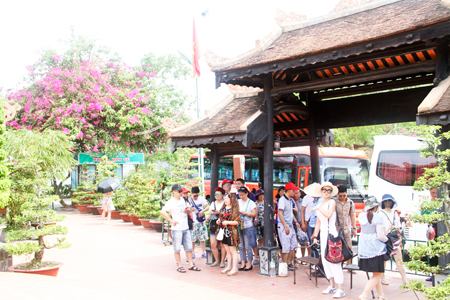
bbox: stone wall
[0,246,12,272]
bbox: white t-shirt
[162,197,191,231]
[301,195,315,221]
[189,196,208,224]
[238,198,256,229]
[379,209,401,232]
[210,200,224,213]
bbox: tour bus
[368,135,436,242]
[190,147,369,211]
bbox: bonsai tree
[404,125,450,299]
[123,173,154,217]
[3,129,76,269]
[0,98,11,209]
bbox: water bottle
[269,258,276,277]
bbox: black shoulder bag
[184,197,194,230]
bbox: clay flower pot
[8,261,63,277]
[77,204,90,214]
[88,205,101,215]
[44,222,57,226]
[120,213,131,222]
[150,220,163,232]
[139,219,152,229]
[71,201,78,208]
[129,215,142,226]
[97,208,104,215]
[110,210,123,219]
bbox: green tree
[403,125,450,299]
[0,98,10,208]
[3,129,75,267]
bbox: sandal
[188,265,201,271]
[177,266,186,273]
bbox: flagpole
[196,78,204,193]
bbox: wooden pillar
[210,147,219,196]
[307,92,321,183]
[258,156,264,188]
[263,75,275,247]
[434,38,449,86]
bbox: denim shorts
[172,229,193,253]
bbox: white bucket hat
[315,182,338,197]
[304,182,322,197]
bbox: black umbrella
[97,178,121,193]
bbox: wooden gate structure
[171,0,450,247]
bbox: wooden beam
[215,21,450,87]
[314,75,433,100]
[270,60,435,97]
[210,147,219,197]
[434,38,449,86]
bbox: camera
[310,242,320,253]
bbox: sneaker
[201,253,207,258]
[425,277,432,282]
[322,286,337,294]
[192,254,195,259]
[332,289,345,298]
[381,278,389,285]
[252,258,259,265]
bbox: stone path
[0,209,431,300]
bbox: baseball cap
[284,182,299,191]
[181,187,190,193]
[171,184,182,191]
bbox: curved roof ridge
[208,0,403,72]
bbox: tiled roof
[170,92,264,139]
[209,0,450,72]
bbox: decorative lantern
[258,246,280,276]
[274,133,281,152]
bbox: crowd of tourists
[160,179,411,300]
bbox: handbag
[216,228,224,241]
[325,203,354,264]
[278,262,288,277]
[209,202,219,233]
[190,197,206,223]
[184,197,194,230]
[381,211,402,256]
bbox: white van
[368,135,436,242]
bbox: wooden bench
[294,256,328,287]
[343,264,375,299]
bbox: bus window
[273,155,297,184]
[219,157,234,180]
[245,156,260,182]
[189,158,211,180]
[376,150,436,186]
[321,157,369,195]
[299,168,306,189]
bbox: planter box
[120,213,131,222]
[0,248,12,272]
[97,208,104,215]
[129,216,142,226]
[110,210,123,219]
[88,205,101,215]
[8,261,62,277]
[150,221,163,232]
[139,219,152,229]
[77,204,90,214]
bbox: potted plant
[123,174,154,226]
[110,188,126,219]
[4,129,75,276]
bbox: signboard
[79,153,144,164]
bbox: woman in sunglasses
[311,182,345,299]
[209,187,227,267]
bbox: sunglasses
[214,193,222,196]
[321,188,332,193]
[192,194,199,198]
[338,195,346,198]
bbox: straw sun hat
[315,182,338,197]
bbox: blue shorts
[172,229,193,253]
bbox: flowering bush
[6,33,192,155]
[0,98,10,208]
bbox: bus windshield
[321,157,369,196]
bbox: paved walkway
[0,209,431,300]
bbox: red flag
[192,18,201,78]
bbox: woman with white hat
[357,196,389,300]
[311,182,345,299]
[379,194,408,286]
